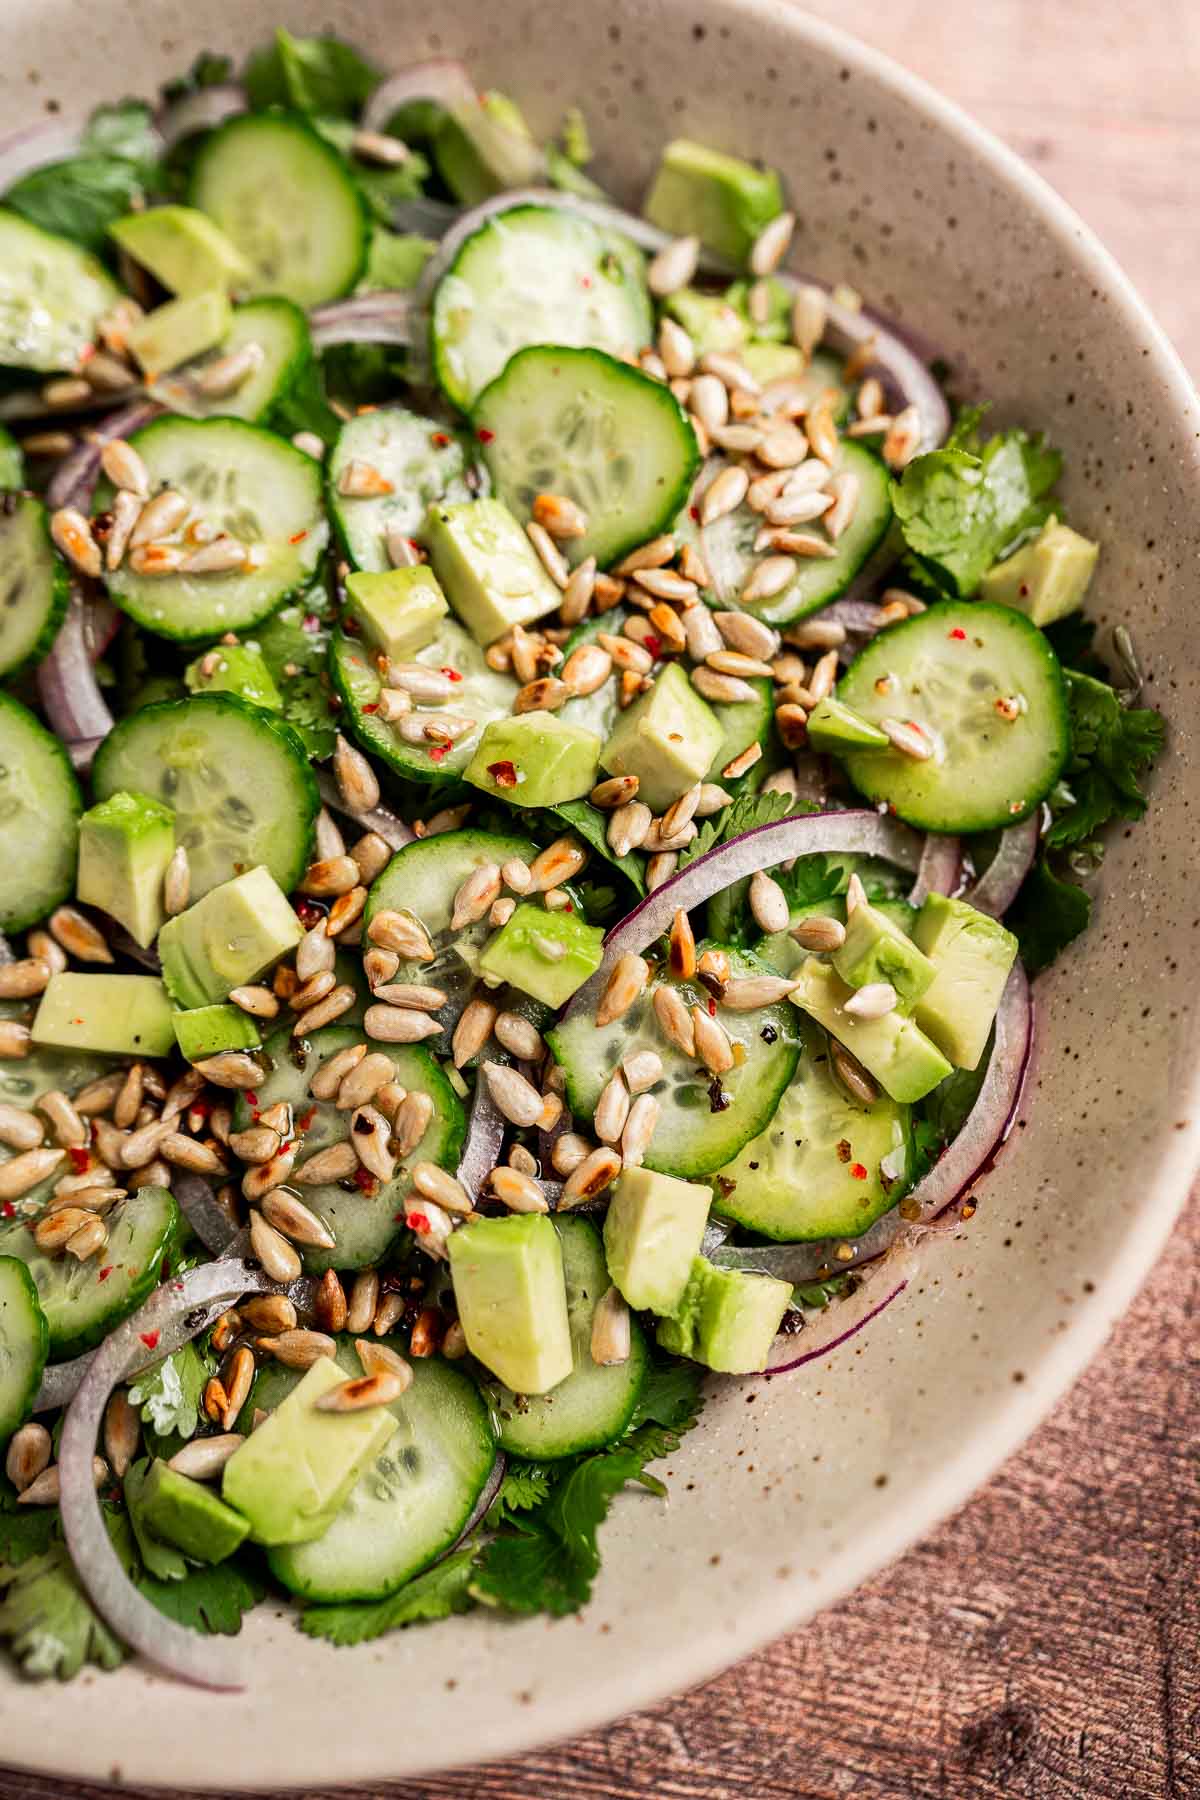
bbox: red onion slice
[361,61,477,135]
[456,1079,505,1202]
[46,399,162,513]
[309,293,415,350]
[315,770,413,852]
[58,1259,272,1690]
[449,1452,505,1550]
[37,589,114,762]
[0,118,87,187]
[762,1234,921,1374]
[908,833,960,907]
[0,931,12,966]
[156,83,245,152]
[964,818,1040,918]
[173,1173,240,1254]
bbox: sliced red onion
[37,589,113,761]
[59,1258,274,1689]
[309,292,415,350]
[456,1079,505,1201]
[105,921,161,971]
[908,833,960,907]
[762,1232,921,1374]
[361,61,477,135]
[0,118,87,187]
[315,770,413,852]
[391,195,464,238]
[46,399,162,513]
[0,931,12,966]
[449,1452,505,1551]
[81,595,122,662]
[173,1173,240,1254]
[964,818,1039,917]
[156,83,245,152]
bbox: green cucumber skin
[0,498,70,681]
[0,692,82,933]
[0,1257,50,1438]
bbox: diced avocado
[172,1003,261,1063]
[724,275,791,343]
[343,565,448,664]
[32,972,175,1058]
[223,1356,398,1546]
[360,230,434,293]
[464,711,602,807]
[805,696,890,754]
[109,206,251,296]
[912,893,1018,1070]
[644,138,784,266]
[656,1258,791,1374]
[477,901,604,1009]
[139,1458,249,1564]
[127,290,232,380]
[157,865,303,1009]
[741,343,805,386]
[446,1213,572,1394]
[184,642,282,712]
[75,789,175,949]
[663,289,747,357]
[603,1166,712,1315]
[425,498,561,645]
[833,896,937,1009]
[433,92,542,205]
[600,661,725,813]
[791,957,952,1103]
[978,515,1100,625]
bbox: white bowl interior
[1,0,1197,1785]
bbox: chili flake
[0,1203,13,1219]
[644,634,662,658]
[850,1162,868,1181]
[948,627,967,641]
[98,1265,113,1281]
[139,1330,160,1350]
[441,666,463,682]
[407,1211,431,1233]
[354,1167,378,1195]
[431,432,451,448]
[477,427,495,444]
[68,1146,91,1174]
[428,745,449,763]
[244,1091,258,1109]
[487,760,518,788]
[362,701,379,713]
[289,530,308,545]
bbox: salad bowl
[0,0,1196,1786]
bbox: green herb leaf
[549,799,646,896]
[4,157,149,255]
[127,1341,211,1442]
[243,28,381,118]
[1005,856,1092,975]
[628,1359,704,1436]
[123,1459,188,1583]
[299,1544,478,1646]
[137,1554,268,1637]
[0,1482,59,1569]
[0,1543,125,1680]
[83,101,162,171]
[491,1462,553,1518]
[1046,671,1165,849]
[678,786,797,870]
[160,52,235,106]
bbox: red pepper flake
[477,427,495,444]
[190,1095,212,1121]
[850,1163,868,1181]
[428,744,450,763]
[244,1091,258,1109]
[487,760,518,788]
[354,1167,378,1195]
[406,1211,431,1233]
[289,529,308,545]
[948,627,967,641]
[580,273,593,289]
[296,1106,317,1131]
[98,1265,113,1281]
[295,899,324,927]
[644,634,663,658]
[67,1145,91,1174]
[707,997,717,1016]
[362,702,379,714]
[431,432,451,448]
[441,666,463,682]
[302,612,322,633]
[0,1202,13,1219]
[688,504,700,523]
[139,1330,160,1350]
[1018,582,1030,598]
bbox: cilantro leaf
[4,158,149,255]
[137,1554,268,1637]
[0,1543,125,1680]
[161,52,234,106]
[549,799,646,896]
[299,1544,478,1646]
[628,1360,704,1437]
[83,101,162,171]
[678,785,797,870]
[243,29,381,117]
[0,1482,59,1569]
[127,1341,210,1441]
[1005,856,1092,975]
[491,1463,553,1518]
[1046,671,1165,849]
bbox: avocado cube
[434,92,541,205]
[139,1459,249,1564]
[791,957,951,1103]
[109,205,251,296]
[644,138,785,265]
[663,289,747,357]
[912,893,1018,1070]
[741,342,806,387]
[477,902,604,1009]
[447,1213,572,1393]
[805,696,890,755]
[344,565,449,663]
[464,711,602,807]
[185,642,281,712]
[76,789,175,949]
[724,275,791,343]
[600,661,725,813]
[222,1357,398,1546]
[979,516,1099,626]
[172,1003,261,1064]
[656,1258,791,1373]
[127,290,232,380]
[833,896,937,1009]
[32,972,175,1058]
[603,1167,713,1315]
[158,866,303,1009]
[425,498,561,645]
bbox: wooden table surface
[3,4,1198,1797]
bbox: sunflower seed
[290,969,337,1013]
[647,233,700,296]
[349,832,391,886]
[633,569,698,610]
[228,984,279,1021]
[550,1132,591,1177]
[241,1140,299,1200]
[162,1132,228,1176]
[843,981,898,1019]
[355,1340,413,1387]
[18,1458,107,1506]
[261,1186,336,1248]
[747,870,789,935]
[259,1327,336,1369]
[364,1004,439,1043]
[589,1286,632,1365]
[613,534,676,576]
[338,459,394,498]
[367,910,434,960]
[883,405,922,470]
[830,1039,880,1105]
[743,557,801,606]
[658,316,696,379]
[596,632,654,677]
[595,953,650,1029]
[26,929,67,977]
[294,922,334,983]
[412,1160,472,1215]
[385,662,455,703]
[0,1145,65,1204]
[181,535,248,575]
[560,1145,622,1208]
[249,1211,303,1283]
[793,914,847,953]
[691,1005,734,1075]
[651,984,694,1057]
[784,617,847,654]
[488,1165,548,1214]
[750,210,795,276]
[168,1433,243,1481]
[706,649,776,682]
[128,541,189,576]
[6,1421,52,1494]
[349,1105,396,1183]
[32,1088,84,1149]
[639,349,668,382]
[605,803,651,872]
[0,1104,44,1151]
[33,1205,91,1252]
[333,732,380,814]
[306,1271,346,1336]
[330,1052,396,1114]
[494,1012,545,1061]
[646,852,677,891]
[559,554,597,625]
[618,1091,659,1168]
[228,1124,282,1165]
[49,905,112,964]
[50,507,102,577]
[481,1061,544,1129]
[530,838,586,892]
[724,975,802,1011]
[593,1071,631,1145]
[444,995,495,1071]
[692,665,756,706]
[559,642,613,699]
[880,717,934,760]
[299,855,360,898]
[689,372,731,435]
[309,1042,367,1101]
[392,1090,434,1157]
[0,1021,31,1060]
[292,1141,359,1186]
[449,862,500,932]
[789,283,827,358]
[700,463,750,526]
[524,519,569,588]
[337,1272,379,1337]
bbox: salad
[0,32,1165,1689]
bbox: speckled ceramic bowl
[3,0,1197,1786]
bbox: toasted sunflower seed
[168,1434,243,1480]
[261,1186,336,1249]
[364,1004,439,1043]
[334,732,381,813]
[741,557,798,606]
[691,1005,734,1075]
[843,981,899,1019]
[530,837,586,891]
[880,717,934,760]
[830,1039,880,1106]
[481,1061,544,1129]
[349,1105,396,1183]
[750,210,795,276]
[700,463,750,527]
[260,1328,336,1369]
[392,1090,435,1157]
[590,1286,632,1365]
[652,984,695,1056]
[749,870,790,934]
[489,1165,549,1214]
[620,1093,660,1168]
[551,1132,591,1176]
[494,1011,545,1061]
[293,1141,360,1186]
[646,851,678,892]
[692,665,757,706]
[367,909,434,960]
[647,233,700,296]
[532,491,588,540]
[560,1146,621,1208]
[607,800,653,859]
[412,1160,472,1215]
[49,905,113,964]
[338,459,394,498]
[0,1104,44,1151]
[50,507,103,578]
[594,1071,631,1145]
[249,1212,303,1283]
[596,953,650,1028]
[6,1422,52,1494]
[18,1458,107,1506]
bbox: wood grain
[2,5,1197,1797]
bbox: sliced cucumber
[183,299,315,424]
[0,1257,48,1440]
[548,946,801,1180]
[431,203,652,410]
[363,827,539,1054]
[255,1342,495,1603]
[706,675,774,789]
[0,1029,114,1120]
[0,693,81,932]
[482,1216,647,1459]
[0,1184,178,1361]
[0,496,68,678]
[91,693,317,900]
[330,620,518,784]
[694,442,892,625]
[100,416,328,639]
[837,601,1071,831]
[233,1024,466,1272]
[475,346,701,572]
[190,113,369,307]
[327,406,482,572]
[0,426,24,488]
[713,1013,911,1241]
[0,209,120,373]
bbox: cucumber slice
[0,1185,178,1361]
[837,600,1071,831]
[92,693,317,900]
[190,113,369,307]
[0,426,24,488]
[327,407,482,572]
[694,442,892,625]
[0,1258,49,1440]
[255,1343,495,1603]
[713,1013,911,1241]
[482,1216,647,1459]
[474,345,701,572]
[0,209,120,373]
[0,693,81,932]
[363,827,539,1054]
[233,1024,466,1272]
[706,675,773,789]
[184,298,315,424]
[329,620,518,784]
[0,496,69,678]
[431,203,652,409]
[100,416,328,639]
[548,946,801,1180]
